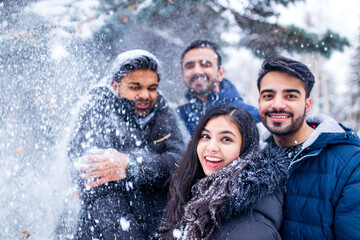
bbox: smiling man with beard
[257,55,360,239]
[177,40,260,135]
[68,50,185,239]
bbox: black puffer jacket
[68,86,185,239]
[174,148,288,240]
[212,193,284,240]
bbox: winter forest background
[0,0,359,239]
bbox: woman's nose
[206,140,219,153]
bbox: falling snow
[0,0,358,239]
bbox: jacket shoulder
[78,86,117,114]
[317,130,360,167]
[219,79,243,100]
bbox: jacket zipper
[202,101,206,116]
[288,151,320,170]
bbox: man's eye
[129,86,140,90]
[287,94,297,99]
[184,63,194,69]
[148,87,158,91]
[262,94,273,99]
[201,61,211,67]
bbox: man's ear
[217,66,225,82]
[112,80,120,92]
[305,97,312,116]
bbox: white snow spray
[0,1,109,239]
[0,1,192,239]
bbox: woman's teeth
[205,156,222,162]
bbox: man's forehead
[260,87,302,94]
[127,80,158,85]
[183,48,218,62]
[260,72,306,90]
[121,70,159,85]
[126,79,158,87]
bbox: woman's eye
[221,137,233,142]
[200,134,210,139]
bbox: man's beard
[133,98,152,117]
[262,108,306,136]
[189,74,217,97]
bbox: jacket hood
[100,50,160,85]
[224,147,288,217]
[303,114,360,150]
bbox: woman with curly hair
[159,104,288,240]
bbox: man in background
[177,40,260,134]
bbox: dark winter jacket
[177,79,260,135]
[263,114,360,240]
[172,148,288,240]
[68,86,185,240]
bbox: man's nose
[270,97,286,110]
[193,63,204,74]
[137,89,150,99]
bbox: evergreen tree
[94,0,351,101]
[99,0,350,58]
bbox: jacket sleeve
[125,108,186,189]
[67,96,115,201]
[333,150,360,239]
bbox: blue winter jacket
[177,79,260,134]
[264,114,360,239]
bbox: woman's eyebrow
[220,130,236,137]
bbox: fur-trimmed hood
[224,147,289,218]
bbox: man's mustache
[134,98,151,104]
[190,74,209,84]
[265,110,294,117]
